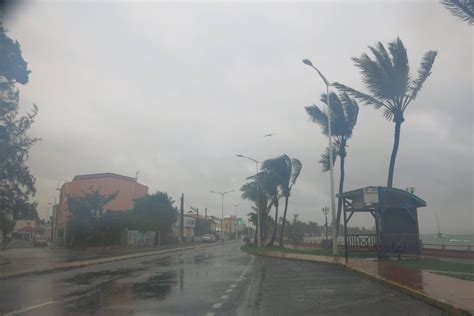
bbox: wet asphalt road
[0,241,443,315]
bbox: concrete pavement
[0,241,444,315]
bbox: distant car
[201,234,216,243]
[33,235,48,247]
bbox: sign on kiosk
[363,187,379,205]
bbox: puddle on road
[62,270,178,314]
[64,268,144,285]
[132,271,177,299]
[141,256,172,266]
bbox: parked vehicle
[33,235,48,247]
[201,234,216,243]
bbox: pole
[196,208,199,236]
[325,212,328,241]
[221,195,224,242]
[327,85,338,255]
[180,193,184,243]
[256,161,261,247]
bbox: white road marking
[249,255,255,265]
[236,278,242,282]
[220,294,229,299]
[212,303,223,309]
[205,313,215,316]
[230,284,237,288]
[5,300,54,316]
[226,289,233,293]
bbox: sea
[304,233,474,250]
[420,233,473,247]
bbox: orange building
[56,173,148,229]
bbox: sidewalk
[256,251,474,315]
[0,242,213,279]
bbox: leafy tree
[286,214,305,245]
[305,92,358,233]
[260,154,302,247]
[67,188,118,247]
[131,192,178,242]
[334,38,437,187]
[0,23,38,246]
[441,0,474,25]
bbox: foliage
[285,214,305,244]
[333,38,437,187]
[0,211,15,236]
[0,22,38,222]
[441,0,474,25]
[260,154,302,247]
[67,188,118,247]
[130,192,178,240]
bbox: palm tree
[441,0,474,25]
[305,92,359,233]
[260,155,302,247]
[256,171,282,246]
[240,178,271,244]
[333,38,437,187]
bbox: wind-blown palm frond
[261,155,292,192]
[289,158,302,189]
[441,0,474,25]
[407,51,438,105]
[319,145,338,172]
[320,93,347,136]
[333,82,386,110]
[388,38,410,98]
[305,104,328,134]
[339,92,359,136]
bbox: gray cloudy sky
[4,0,473,233]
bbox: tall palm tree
[305,92,359,233]
[333,38,437,187]
[441,0,474,25]
[260,154,302,247]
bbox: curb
[241,247,472,316]
[1,242,224,280]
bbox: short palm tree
[305,92,358,232]
[240,178,271,244]
[333,38,437,187]
[441,0,474,25]
[260,154,302,247]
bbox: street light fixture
[303,58,338,255]
[232,203,240,240]
[210,190,234,242]
[236,154,261,248]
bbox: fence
[126,230,156,247]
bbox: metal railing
[346,234,377,252]
[379,234,420,254]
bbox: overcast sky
[4,0,473,233]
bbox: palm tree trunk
[387,120,402,188]
[336,140,346,235]
[278,196,289,247]
[267,203,279,246]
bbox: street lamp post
[236,154,261,248]
[322,206,330,241]
[210,190,234,242]
[303,59,338,255]
[232,204,240,240]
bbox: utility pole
[210,190,234,243]
[180,193,184,243]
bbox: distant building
[13,219,37,240]
[172,215,196,241]
[56,173,149,230]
